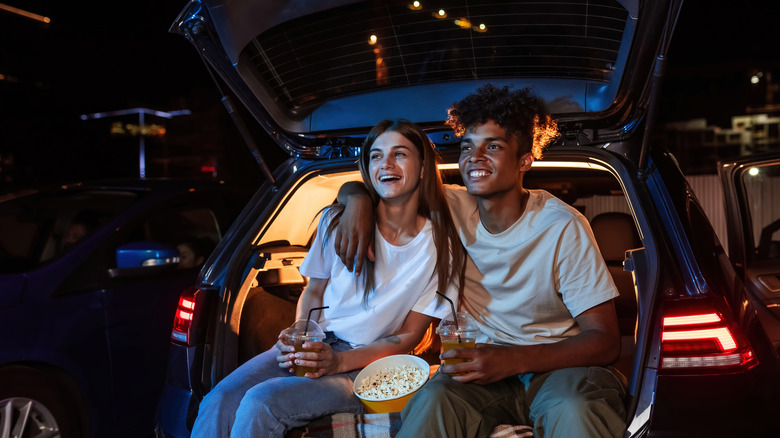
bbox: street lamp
[80,108,190,178]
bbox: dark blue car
[0,179,250,438]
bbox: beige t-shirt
[445,185,619,346]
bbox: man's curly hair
[446,84,559,159]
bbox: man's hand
[439,344,521,384]
[334,182,375,275]
[439,301,621,384]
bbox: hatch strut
[638,54,666,176]
[220,95,276,185]
[638,0,683,178]
[199,55,276,186]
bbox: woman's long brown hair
[323,119,465,308]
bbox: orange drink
[440,338,476,366]
[291,338,321,377]
[441,338,476,372]
[282,319,325,377]
[436,312,479,375]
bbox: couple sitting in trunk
[192,84,626,438]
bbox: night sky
[660,0,780,126]
[1,0,779,192]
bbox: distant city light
[434,9,447,19]
[748,167,759,176]
[409,1,422,11]
[751,71,763,85]
[368,34,378,45]
[475,23,487,32]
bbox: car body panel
[719,153,780,355]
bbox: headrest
[590,212,641,262]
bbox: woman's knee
[199,378,240,412]
[241,378,288,407]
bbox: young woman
[191,119,464,438]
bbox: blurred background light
[0,2,50,23]
[455,18,471,29]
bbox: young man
[336,84,626,437]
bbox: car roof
[0,178,233,203]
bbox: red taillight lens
[172,286,198,345]
[660,302,758,372]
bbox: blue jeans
[191,332,364,438]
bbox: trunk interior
[230,159,643,423]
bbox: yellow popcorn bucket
[353,354,430,413]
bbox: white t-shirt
[445,186,619,346]
[299,211,456,347]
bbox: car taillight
[172,286,198,345]
[660,300,758,373]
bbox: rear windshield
[0,190,138,273]
[247,0,629,111]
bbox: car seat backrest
[590,212,641,337]
[238,245,308,363]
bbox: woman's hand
[293,341,343,378]
[275,332,296,373]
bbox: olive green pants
[398,367,626,438]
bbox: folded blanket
[289,413,533,438]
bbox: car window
[139,206,222,248]
[0,190,138,273]
[54,196,224,295]
[742,163,780,260]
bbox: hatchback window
[0,190,137,272]
[248,0,629,112]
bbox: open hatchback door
[170,0,681,167]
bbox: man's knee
[405,374,449,410]
[531,367,626,438]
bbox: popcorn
[355,365,427,399]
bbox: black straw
[306,306,328,337]
[436,291,461,343]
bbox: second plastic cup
[436,312,479,374]
[283,319,325,377]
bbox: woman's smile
[369,131,423,203]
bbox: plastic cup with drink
[437,312,479,369]
[283,306,327,377]
[435,292,479,375]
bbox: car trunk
[217,148,651,432]
[166,0,691,435]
